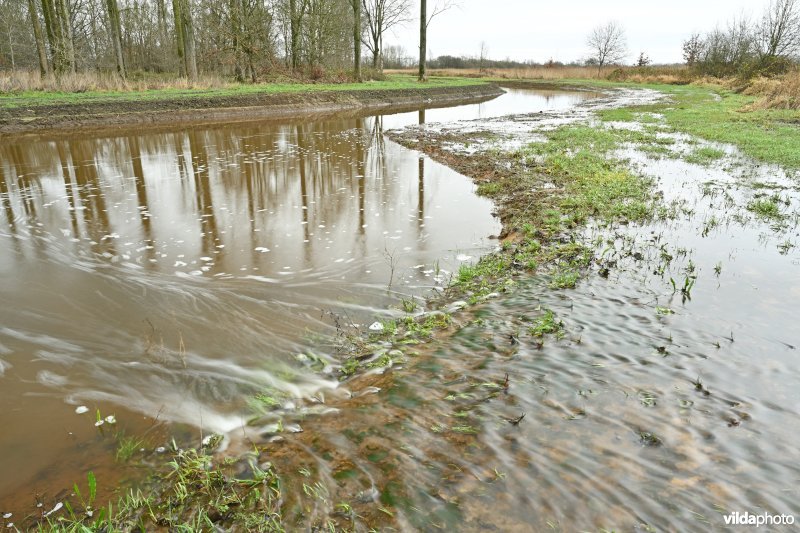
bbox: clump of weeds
[747,197,783,219]
[529,309,564,339]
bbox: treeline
[427,56,585,70]
[683,0,800,78]
[0,0,412,81]
[377,46,587,70]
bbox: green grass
[549,269,580,289]
[685,146,727,165]
[39,447,284,531]
[116,435,145,462]
[588,81,800,168]
[747,197,783,219]
[455,254,512,288]
[520,126,656,226]
[0,75,488,109]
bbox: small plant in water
[549,269,580,289]
[400,296,417,313]
[681,275,696,300]
[529,310,564,338]
[747,198,782,219]
[116,434,145,462]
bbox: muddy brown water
[0,87,597,522]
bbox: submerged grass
[441,120,657,305]
[685,146,726,165]
[40,447,284,532]
[747,197,783,219]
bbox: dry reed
[0,70,232,93]
[742,70,800,110]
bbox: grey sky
[387,0,775,64]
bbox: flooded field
[0,87,598,521]
[372,94,800,531]
[3,83,796,531]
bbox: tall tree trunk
[105,0,126,78]
[172,0,186,76]
[56,0,76,72]
[289,0,299,70]
[418,0,426,81]
[156,0,168,46]
[231,0,243,81]
[351,0,361,80]
[181,0,198,80]
[28,0,52,78]
[41,0,66,74]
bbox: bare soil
[0,84,503,137]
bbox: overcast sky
[386,0,775,64]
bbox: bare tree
[478,40,488,72]
[696,17,756,77]
[419,0,455,81]
[586,21,627,75]
[104,0,125,78]
[362,0,411,70]
[41,0,76,74]
[636,51,650,67]
[27,0,52,77]
[173,0,197,79]
[349,0,361,80]
[757,0,800,60]
[682,33,704,66]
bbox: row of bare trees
[683,0,800,76]
[0,0,455,83]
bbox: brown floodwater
[0,87,601,521]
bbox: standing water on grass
[0,87,601,517]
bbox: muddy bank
[0,83,503,137]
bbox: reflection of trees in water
[69,140,117,257]
[188,131,223,262]
[0,157,17,235]
[418,157,425,237]
[129,136,155,264]
[0,114,398,270]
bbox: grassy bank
[0,75,486,109]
